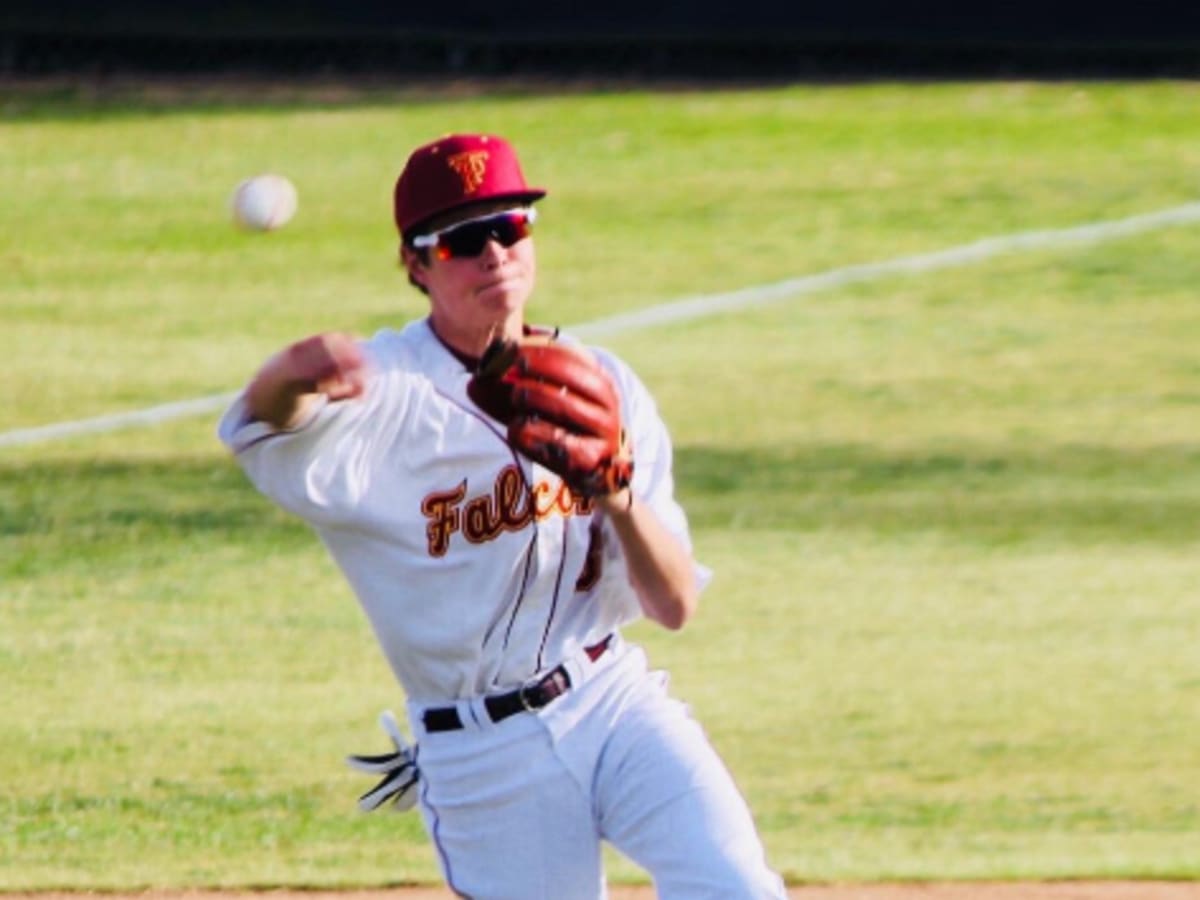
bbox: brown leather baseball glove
[468,331,633,498]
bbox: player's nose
[477,237,507,265]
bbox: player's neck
[427,314,523,363]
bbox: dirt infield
[13,884,1200,900]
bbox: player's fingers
[331,357,371,397]
[326,332,367,371]
[288,332,366,386]
[320,373,367,401]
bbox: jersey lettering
[422,480,468,557]
[422,464,594,557]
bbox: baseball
[231,173,298,232]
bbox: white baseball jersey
[217,318,708,706]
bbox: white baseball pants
[409,644,786,899]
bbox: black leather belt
[423,636,613,733]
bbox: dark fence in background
[3,2,1199,78]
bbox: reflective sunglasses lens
[438,212,532,259]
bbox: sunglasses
[412,207,537,260]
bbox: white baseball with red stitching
[231,173,298,232]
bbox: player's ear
[400,243,429,285]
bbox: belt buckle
[517,678,542,712]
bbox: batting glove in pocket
[345,709,419,813]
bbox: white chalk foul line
[572,201,1200,337]
[4,199,1200,450]
[0,392,243,449]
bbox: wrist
[246,353,317,427]
[598,487,635,517]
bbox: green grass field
[2,79,1200,890]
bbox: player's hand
[283,332,368,401]
[247,331,368,427]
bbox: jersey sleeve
[216,342,411,527]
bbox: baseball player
[218,133,785,899]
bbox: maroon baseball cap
[393,133,546,238]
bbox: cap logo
[447,150,489,194]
